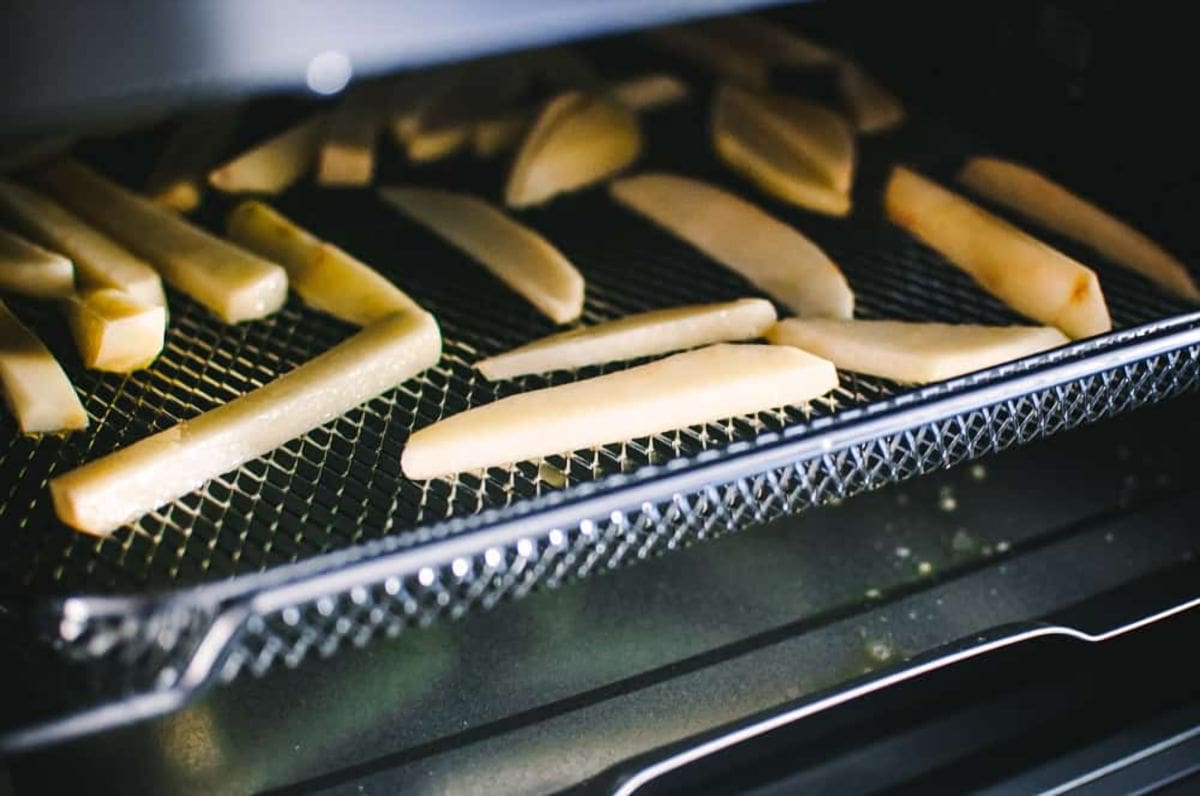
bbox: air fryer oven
[2,1,1199,793]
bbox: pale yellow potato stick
[66,288,166,372]
[0,178,164,306]
[610,173,854,319]
[402,127,470,163]
[959,156,1200,301]
[610,74,690,112]
[836,62,905,134]
[712,85,851,217]
[51,310,441,535]
[208,113,328,194]
[317,86,383,186]
[33,160,288,323]
[402,343,838,479]
[703,15,839,69]
[379,186,584,323]
[146,104,242,212]
[0,228,74,298]
[226,200,422,326]
[477,298,777,380]
[768,318,1069,384]
[505,91,642,207]
[884,166,1111,339]
[0,298,87,434]
[643,26,769,90]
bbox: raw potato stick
[379,186,584,323]
[610,173,854,319]
[836,63,905,134]
[208,113,328,194]
[0,178,165,306]
[959,156,1200,301]
[34,160,288,323]
[227,200,422,326]
[643,26,769,90]
[477,298,777,380]
[610,74,690,112]
[402,343,838,479]
[0,298,87,433]
[0,228,74,298]
[768,318,1069,384]
[713,86,851,216]
[318,87,383,186]
[51,311,442,535]
[884,166,1111,339]
[67,288,166,372]
[146,104,242,212]
[505,91,642,207]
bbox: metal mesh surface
[1,88,1199,727]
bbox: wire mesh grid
[1,89,1199,715]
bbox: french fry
[0,178,164,306]
[226,200,422,326]
[0,298,87,434]
[505,91,642,207]
[34,160,288,323]
[643,26,769,90]
[208,113,327,194]
[703,15,839,69]
[146,104,242,212]
[317,86,383,186]
[477,298,777,380]
[768,318,1069,384]
[836,62,904,134]
[713,85,852,216]
[884,166,1111,339]
[51,310,441,536]
[959,156,1200,301]
[472,110,533,158]
[66,288,166,372]
[610,173,854,319]
[0,227,74,298]
[403,343,837,479]
[401,127,470,163]
[379,186,584,323]
[610,74,690,112]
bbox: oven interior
[2,0,1200,791]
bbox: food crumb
[865,587,882,599]
[895,545,912,559]
[996,540,1011,554]
[917,560,933,576]
[951,529,974,553]
[867,641,893,662]
[937,486,957,512]
[969,463,987,481]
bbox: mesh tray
[2,91,1200,745]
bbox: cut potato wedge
[401,127,471,163]
[51,310,441,535]
[643,26,769,90]
[611,74,690,112]
[317,87,383,187]
[34,160,288,323]
[720,85,854,193]
[227,200,422,325]
[0,178,164,306]
[713,85,852,216]
[505,91,642,207]
[836,62,905,134]
[884,166,1111,339]
[146,104,242,212]
[0,298,87,434]
[610,173,854,319]
[768,318,1069,384]
[704,15,839,69]
[0,228,75,299]
[208,113,327,194]
[959,156,1200,301]
[477,298,776,380]
[472,110,534,158]
[379,186,583,323]
[403,343,837,479]
[67,288,166,372]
